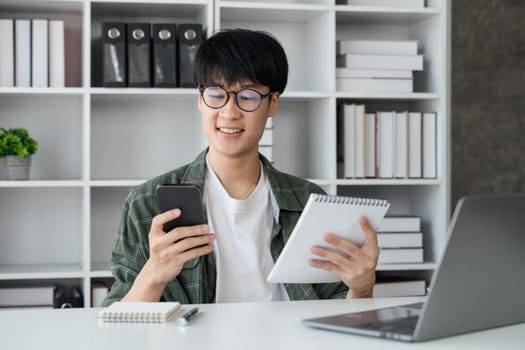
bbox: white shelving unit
[0,0,449,307]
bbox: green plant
[0,128,38,159]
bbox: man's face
[198,80,279,160]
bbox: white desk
[2,298,524,350]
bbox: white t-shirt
[204,157,289,303]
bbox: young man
[103,29,379,306]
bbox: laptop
[303,194,525,342]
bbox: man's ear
[268,92,280,117]
[198,92,203,112]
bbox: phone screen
[156,184,206,232]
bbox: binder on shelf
[377,111,394,178]
[408,112,422,178]
[49,20,65,88]
[32,19,49,87]
[423,112,437,178]
[395,111,408,178]
[178,23,203,88]
[102,22,127,87]
[364,112,376,178]
[336,40,418,56]
[337,54,423,71]
[0,19,14,87]
[152,23,177,88]
[127,23,151,87]
[15,19,31,87]
[343,104,356,178]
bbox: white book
[364,112,376,178]
[336,77,413,93]
[15,19,31,87]
[0,19,14,87]
[31,19,48,87]
[267,194,390,283]
[378,216,421,232]
[377,232,423,248]
[0,286,54,307]
[408,111,422,178]
[423,112,437,178]
[373,279,426,298]
[378,248,423,264]
[354,105,366,178]
[343,103,356,178]
[336,40,418,56]
[91,283,109,308]
[377,111,394,178]
[99,301,181,323]
[345,0,425,8]
[48,20,65,87]
[260,129,273,146]
[259,145,273,162]
[336,68,412,79]
[395,111,408,178]
[337,54,423,71]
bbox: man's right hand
[122,209,215,302]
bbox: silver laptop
[303,194,525,342]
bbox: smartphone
[156,184,206,232]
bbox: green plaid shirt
[103,149,348,306]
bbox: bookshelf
[0,0,449,307]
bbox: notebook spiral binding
[313,194,389,207]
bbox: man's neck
[206,149,261,200]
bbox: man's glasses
[199,86,273,112]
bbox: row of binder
[102,22,203,88]
[0,18,64,87]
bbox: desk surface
[2,298,525,350]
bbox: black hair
[194,28,288,94]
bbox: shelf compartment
[0,188,83,269]
[0,94,83,180]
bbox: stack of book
[373,278,426,298]
[339,104,437,179]
[377,216,424,264]
[0,18,65,87]
[259,118,274,162]
[335,39,422,93]
[0,286,55,309]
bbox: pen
[176,307,199,327]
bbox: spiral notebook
[98,301,181,323]
[267,194,390,283]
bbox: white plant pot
[0,155,32,180]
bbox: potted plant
[0,127,38,180]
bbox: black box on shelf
[102,22,127,87]
[178,23,203,88]
[127,22,151,87]
[152,23,177,88]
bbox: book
[336,77,413,93]
[343,103,356,178]
[48,20,65,87]
[0,19,14,87]
[15,19,31,87]
[98,301,181,323]
[336,40,418,56]
[408,111,422,178]
[394,111,408,178]
[336,54,423,71]
[267,193,390,283]
[378,248,423,264]
[373,279,426,298]
[354,104,366,178]
[378,216,421,232]
[336,68,412,79]
[32,19,49,87]
[344,0,425,8]
[0,286,54,308]
[377,111,394,178]
[364,112,376,178]
[377,232,423,248]
[423,112,437,178]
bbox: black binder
[127,22,151,87]
[152,23,177,88]
[102,22,127,87]
[178,24,203,88]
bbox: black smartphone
[156,184,206,232]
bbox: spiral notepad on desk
[267,193,390,284]
[98,301,181,323]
